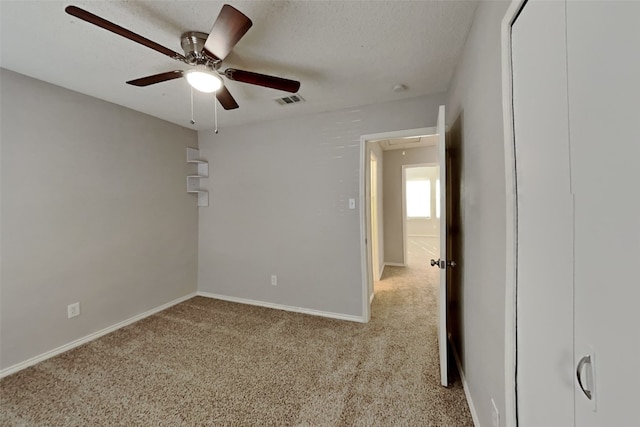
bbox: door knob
[431,259,456,268]
[431,259,446,269]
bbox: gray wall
[0,69,198,370]
[445,1,510,426]
[197,94,445,318]
[382,147,437,265]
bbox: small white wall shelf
[186,147,209,207]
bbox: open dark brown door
[446,112,464,375]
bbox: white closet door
[510,1,574,425]
[568,2,640,426]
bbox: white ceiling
[0,1,477,131]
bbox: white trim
[0,292,197,379]
[502,1,527,426]
[369,150,382,285]
[402,166,407,267]
[197,292,366,323]
[384,262,406,267]
[363,148,378,313]
[361,127,437,143]
[407,234,439,238]
[450,334,481,427]
[359,134,371,323]
[370,292,375,304]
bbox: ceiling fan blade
[126,71,184,87]
[216,86,239,110]
[203,4,252,60]
[65,6,186,62]
[224,69,300,93]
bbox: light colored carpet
[0,258,472,426]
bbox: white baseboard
[0,292,198,379]
[197,291,366,323]
[449,334,480,427]
[384,262,405,267]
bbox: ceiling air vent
[388,137,421,145]
[275,94,305,106]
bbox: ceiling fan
[65,4,301,111]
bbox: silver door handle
[431,259,456,269]
[576,354,593,400]
[430,259,446,269]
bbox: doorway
[359,109,454,388]
[359,126,437,322]
[402,164,440,268]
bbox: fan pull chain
[190,87,195,125]
[214,95,219,134]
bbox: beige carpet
[0,259,472,426]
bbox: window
[406,179,431,218]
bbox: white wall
[0,69,198,370]
[383,147,437,265]
[445,1,510,426]
[197,94,445,318]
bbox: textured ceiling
[0,1,477,130]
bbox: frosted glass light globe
[185,69,222,93]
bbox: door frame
[359,127,436,322]
[501,0,529,426]
[370,151,381,283]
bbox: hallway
[406,236,440,267]
[371,236,471,425]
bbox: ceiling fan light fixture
[185,69,222,93]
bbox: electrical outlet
[67,302,80,319]
[491,398,500,427]
[271,275,277,286]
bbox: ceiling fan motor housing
[180,31,218,67]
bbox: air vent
[389,137,421,145]
[275,94,305,105]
